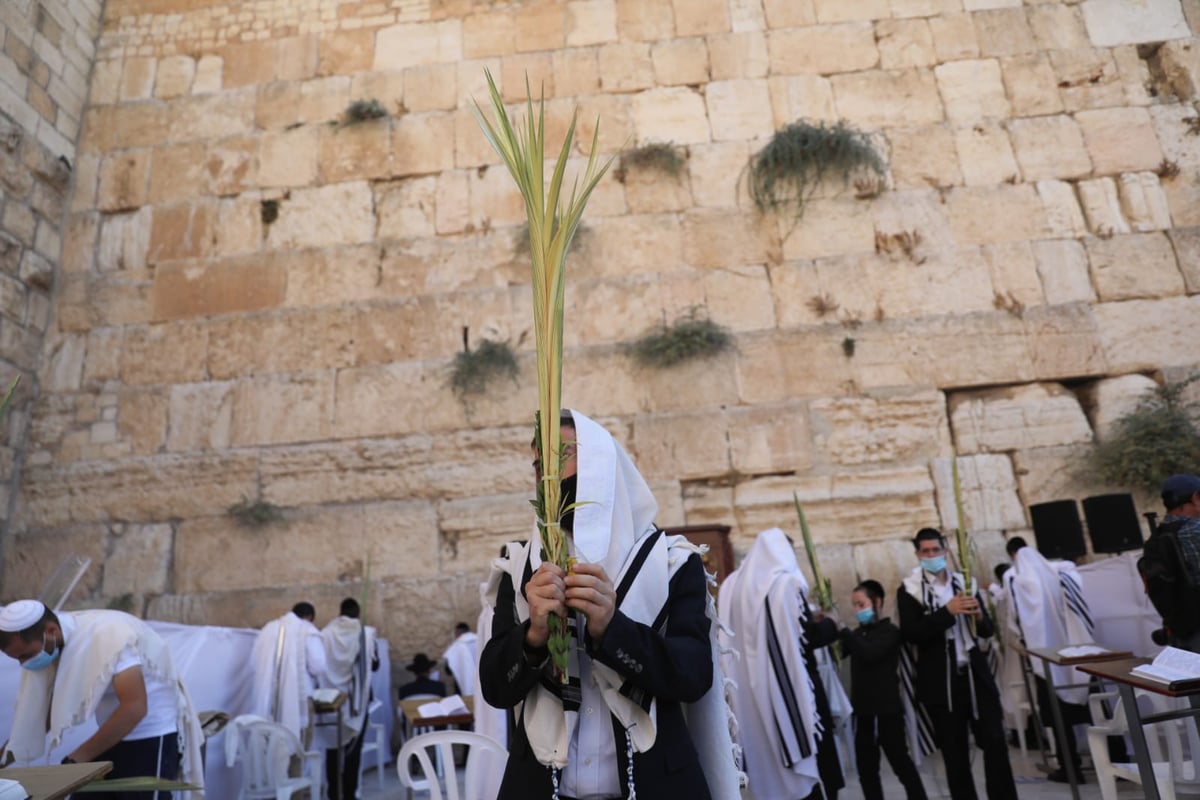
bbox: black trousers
[1033,676,1090,768]
[855,712,928,800]
[326,716,367,800]
[89,732,180,800]
[925,669,1017,800]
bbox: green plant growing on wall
[260,199,280,225]
[1086,377,1200,492]
[228,495,284,527]
[449,327,519,398]
[749,120,887,221]
[629,307,734,369]
[614,142,686,183]
[342,98,388,124]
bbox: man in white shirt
[0,599,204,799]
[319,598,378,800]
[441,622,477,697]
[250,601,327,744]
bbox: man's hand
[946,593,980,617]
[566,562,616,642]
[525,563,567,650]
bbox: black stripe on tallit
[614,529,664,605]
[1060,573,1094,632]
[899,644,936,756]
[764,600,811,762]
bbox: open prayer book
[1058,645,1111,658]
[417,694,469,718]
[0,778,28,800]
[1132,646,1200,690]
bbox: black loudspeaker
[1029,500,1087,560]
[1082,493,1144,554]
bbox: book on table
[1131,646,1200,690]
[417,694,469,718]
[0,777,29,800]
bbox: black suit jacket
[479,551,713,800]
[838,617,904,716]
[897,580,997,708]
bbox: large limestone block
[732,468,940,543]
[265,181,375,250]
[734,328,856,403]
[1117,172,1172,232]
[206,306,355,381]
[931,454,1027,532]
[380,574,487,672]
[946,184,1048,245]
[886,125,962,190]
[154,55,194,100]
[1155,38,1200,100]
[1007,115,1092,181]
[617,0,676,40]
[983,241,1045,309]
[1168,227,1200,292]
[702,264,778,333]
[2,526,108,598]
[258,127,318,189]
[681,483,735,529]
[1011,443,1094,508]
[631,86,711,145]
[103,523,172,596]
[1077,177,1131,237]
[167,381,234,453]
[624,345,742,415]
[854,539,925,614]
[974,8,1038,57]
[682,209,773,268]
[375,20,463,71]
[811,390,950,467]
[150,257,286,322]
[768,24,879,75]
[726,402,815,476]
[706,79,773,141]
[395,111,457,175]
[929,13,980,61]
[1095,294,1200,371]
[954,124,1020,186]
[1036,180,1087,240]
[814,0,890,22]
[1027,4,1091,51]
[148,141,209,204]
[1076,107,1165,175]
[332,362,466,440]
[1081,0,1190,46]
[709,31,769,80]
[1077,373,1159,442]
[20,453,259,527]
[568,0,618,46]
[651,37,711,86]
[831,68,944,127]
[515,3,567,52]
[1151,104,1200,225]
[572,214,685,280]
[768,74,838,126]
[96,208,151,272]
[118,388,168,455]
[763,0,817,28]
[377,177,437,239]
[620,158,694,214]
[1033,239,1096,304]
[780,199,876,260]
[1085,232,1185,301]
[319,119,393,183]
[166,90,256,143]
[1001,54,1065,117]
[876,19,938,69]
[673,0,731,35]
[436,492,532,574]
[598,42,656,92]
[1048,48,1125,113]
[120,322,208,386]
[949,383,1093,454]
[463,10,516,59]
[402,64,457,113]
[935,59,1011,124]
[231,372,335,447]
[97,149,150,212]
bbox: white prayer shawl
[991,579,1026,720]
[1009,548,1095,705]
[250,612,318,741]
[719,527,822,800]
[483,410,742,798]
[7,610,204,795]
[442,631,478,696]
[475,581,508,749]
[319,617,376,740]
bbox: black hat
[406,653,436,673]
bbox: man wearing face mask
[897,528,1016,800]
[0,600,204,799]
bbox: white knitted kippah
[0,599,46,632]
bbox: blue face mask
[920,555,947,574]
[855,607,876,625]
[22,634,58,672]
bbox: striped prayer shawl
[765,601,811,764]
[899,644,936,761]
[1059,570,1094,635]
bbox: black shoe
[1047,768,1086,784]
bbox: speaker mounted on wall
[1028,499,1087,560]
[1082,493,1144,554]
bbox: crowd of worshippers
[2,407,1198,800]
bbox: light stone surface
[1076,373,1159,442]
[1085,232,1185,302]
[931,454,1027,533]
[949,383,1094,454]
[1081,0,1191,47]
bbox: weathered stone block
[725,402,814,475]
[936,59,1010,123]
[1011,443,1094,509]
[631,86,711,145]
[333,362,464,440]
[147,141,207,204]
[812,390,950,467]
[946,184,1047,245]
[318,29,374,76]
[1076,107,1165,175]
[616,0,676,41]
[568,0,618,46]
[768,74,837,126]
[299,76,351,124]
[120,322,208,386]
[598,42,655,92]
[151,255,285,322]
[515,3,566,52]
[1081,0,1190,47]
[3,526,108,598]
[931,454,1027,532]
[886,124,962,190]
[620,158,694,214]
[168,90,256,144]
[1032,239,1096,304]
[118,388,167,455]
[1050,48,1124,112]
[154,55,194,99]
[1085,232,1185,302]
[319,118,392,183]
[929,13,980,61]
[231,372,335,448]
[394,111,456,175]
[120,56,156,102]
[265,181,375,250]
[949,383,1092,454]
[1077,373,1159,441]
[1008,115,1092,181]
[1000,54,1065,117]
[974,8,1037,57]
[1096,294,1200,372]
[375,20,463,71]
[96,149,150,212]
[463,10,516,58]
[831,68,943,127]
[768,23,879,76]
[781,198,878,260]
[814,0,889,22]
[954,124,1019,186]
[1168,227,1200,293]
[1027,4,1091,51]
[147,201,215,263]
[708,31,768,80]
[193,55,222,94]
[673,0,730,35]
[706,79,773,141]
[1076,177,1130,237]
[984,240,1044,309]
[435,492,531,573]
[96,208,151,273]
[629,409,731,481]
[1116,172,1171,232]
[877,19,937,69]
[205,136,257,198]
[167,381,234,453]
[258,126,318,189]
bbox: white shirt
[929,571,971,668]
[94,646,178,740]
[304,629,326,692]
[560,616,619,799]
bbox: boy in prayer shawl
[249,601,326,744]
[481,409,741,800]
[0,599,204,799]
[319,597,378,800]
[898,528,1017,800]
[719,527,845,800]
[442,622,478,697]
[1004,536,1098,783]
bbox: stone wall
[0,0,102,564]
[4,0,1200,679]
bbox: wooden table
[399,696,475,732]
[1079,657,1200,800]
[1,761,111,800]
[1020,644,1132,800]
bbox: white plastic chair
[227,714,324,800]
[397,730,507,800]
[357,699,386,796]
[1088,691,1186,800]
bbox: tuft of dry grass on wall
[450,336,519,398]
[342,98,388,124]
[628,307,734,369]
[614,142,687,183]
[807,293,839,317]
[228,496,284,527]
[874,229,925,264]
